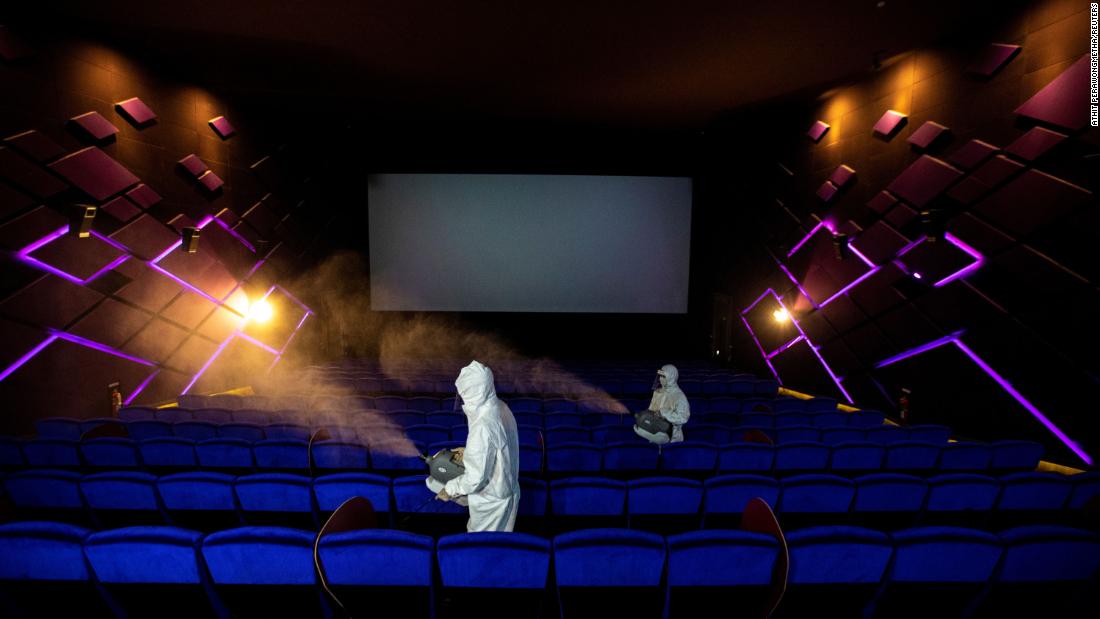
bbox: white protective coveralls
[427,360,521,532]
[634,364,691,444]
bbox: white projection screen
[368,173,692,313]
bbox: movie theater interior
[0,0,1097,617]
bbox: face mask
[654,373,667,390]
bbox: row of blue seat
[4,470,1097,531]
[0,436,1045,475]
[31,417,935,446]
[2,521,1097,618]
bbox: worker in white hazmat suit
[633,364,691,444]
[429,360,521,532]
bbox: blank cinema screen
[368,174,692,313]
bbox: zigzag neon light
[16,226,132,285]
[741,288,852,402]
[875,332,1092,465]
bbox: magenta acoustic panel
[884,203,918,231]
[0,25,33,60]
[897,235,982,287]
[198,170,224,193]
[68,298,152,349]
[0,205,67,251]
[1015,55,1091,130]
[123,318,190,364]
[25,230,128,282]
[828,165,856,189]
[208,116,236,139]
[125,184,162,210]
[0,274,103,330]
[816,181,839,202]
[3,130,64,163]
[178,154,209,178]
[946,176,992,205]
[48,147,139,201]
[867,191,897,215]
[69,111,119,142]
[872,110,907,138]
[948,139,999,170]
[967,43,1021,77]
[972,169,1092,237]
[970,155,1026,188]
[160,291,218,330]
[807,120,830,142]
[886,156,962,207]
[0,181,33,220]
[109,214,178,260]
[1005,126,1067,161]
[100,196,142,222]
[946,213,1015,255]
[115,97,157,126]
[113,260,182,313]
[0,147,68,198]
[851,220,910,265]
[906,121,950,150]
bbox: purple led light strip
[787,221,826,257]
[776,260,819,310]
[740,314,780,382]
[875,333,1092,465]
[0,335,59,382]
[16,226,131,285]
[208,216,257,253]
[767,335,805,359]
[268,311,313,373]
[934,233,984,287]
[124,370,160,405]
[236,331,281,356]
[50,330,156,366]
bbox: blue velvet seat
[627,477,703,534]
[2,469,88,525]
[938,442,993,472]
[718,443,774,473]
[218,422,265,442]
[776,526,893,618]
[406,424,450,445]
[545,425,590,445]
[547,443,602,475]
[80,471,164,528]
[202,527,326,617]
[157,472,240,532]
[660,441,718,475]
[235,473,315,529]
[702,474,780,529]
[139,438,197,472]
[852,473,927,530]
[871,526,1002,619]
[774,441,830,473]
[173,421,219,441]
[993,472,1073,527]
[35,417,82,439]
[603,442,660,474]
[84,526,215,617]
[923,474,999,527]
[316,529,434,618]
[553,529,667,618]
[80,437,141,469]
[195,438,254,473]
[907,424,951,443]
[830,441,885,474]
[313,473,392,521]
[0,521,112,617]
[265,423,311,441]
[990,440,1044,472]
[253,438,310,472]
[311,440,370,472]
[21,438,81,468]
[549,477,627,532]
[778,474,855,527]
[591,424,639,445]
[392,475,467,535]
[127,420,173,441]
[192,408,233,424]
[368,441,424,472]
[666,529,780,618]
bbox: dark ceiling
[12,0,1015,129]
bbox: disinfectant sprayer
[634,409,672,439]
[421,448,465,483]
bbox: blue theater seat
[0,522,112,617]
[1069,471,1100,510]
[81,471,164,528]
[923,474,1000,527]
[702,474,780,529]
[776,526,893,618]
[885,441,941,473]
[391,412,427,428]
[235,473,315,529]
[774,441,830,473]
[871,527,1002,619]
[218,422,265,442]
[547,443,602,475]
[990,440,1044,472]
[22,438,81,468]
[830,441,885,474]
[707,397,742,413]
[157,472,239,532]
[774,412,811,428]
[265,423,311,441]
[35,418,82,439]
[994,472,1073,522]
[821,426,865,445]
[865,425,908,445]
[127,420,173,440]
[392,475,467,535]
[519,441,543,474]
[591,424,638,445]
[173,421,219,441]
[407,396,441,413]
[603,442,660,473]
[549,477,627,532]
[811,412,847,428]
[509,397,542,413]
[852,474,927,530]
[688,424,730,445]
[718,443,774,473]
[315,529,434,618]
[253,438,310,472]
[139,437,197,472]
[976,526,1100,617]
[406,424,450,445]
[776,425,819,443]
[660,441,719,474]
[312,473,392,519]
[196,438,254,473]
[545,425,590,445]
[553,529,667,618]
[666,530,780,618]
[201,527,326,617]
[907,424,951,443]
[373,396,406,412]
[516,478,548,535]
[849,410,885,428]
[311,440,370,471]
[369,441,424,472]
[938,442,993,472]
[231,409,271,425]
[84,526,214,617]
[627,477,703,534]
[80,437,141,469]
[119,406,157,421]
[779,475,855,527]
[437,531,550,588]
[192,408,233,424]
[544,399,578,414]
[0,437,25,470]
[2,469,87,525]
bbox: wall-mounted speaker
[68,204,96,238]
[182,227,200,253]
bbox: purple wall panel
[816,181,838,202]
[125,184,162,210]
[68,298,152,349]
[69,111,119,141]
[1015,55,1091,130]
[0,316,47,371]
[842,322,894,367]
[123,318,190,364]
[969,155,1024,188]
[115,97,157,126]
[906,121,950,149]
[847,263,906,317]
[872,110,907,138]
[818,338,862,377]
[947,139,999,170]
[896,238,976,284]
[914,280,1005,334]
[768,339,844,398]
[967,43,1021,77]
[818,293,866,334]
[828,165,856,188]
[1004,126,1066,161]
[883,203,918,232]
[886,156,962,208]
[0,146,69,198]
[190,336,276,395]
[3,130,65,163]
[198,305,243,342]
[208,116,236,139]
[27,232,127,281]
[109,215,178,260]
[160,291,217,330]
[0,205,67,251]
[0,181,33,220]
[851,220,910,265]
[0,274,103,330]
[131,368,190,406]
[178,154,209,178]
[807,120,830,142]
[798,309,836,345]
[100,196,141,222]
[946,213,1015,255]
[198,170,224,192]
[114,261,183,313]
[945,176,992,204]
[866,191,897,214]
[972,169,1092,237]
[48,147,140,201]
[0,25,34,60]
[166,334,220,373]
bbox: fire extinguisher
[109,381,122,417]
[899,387,911,425]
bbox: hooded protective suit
[635,364,690,443]
[438,360,521,532]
